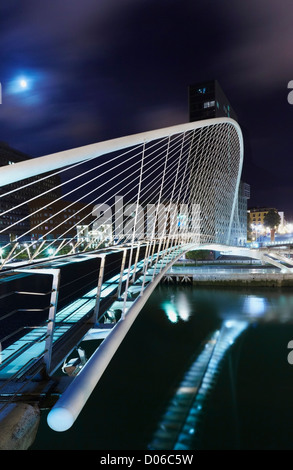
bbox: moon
[20,79,28,89]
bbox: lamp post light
[47,248,54,257]
[256,223,263,242]
[251,223,256,242]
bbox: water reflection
[155,286,293,450]
[243,296,267,316]
[149,319,248,450]
[31,285,293,450]
[161,287,293,325]
[161,292,192,323]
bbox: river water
[31,284,293,450]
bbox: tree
[263,209,281,242]
[185,250,213,261]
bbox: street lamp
[251,223,257,242]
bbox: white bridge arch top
[0,117,243,187]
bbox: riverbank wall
[192,273,293,287]
[162,272,293,287]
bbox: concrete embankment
[163,272,293,287]
[191,273,293,287]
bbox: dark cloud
[1,0,293,215]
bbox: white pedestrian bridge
[0,117,289,438]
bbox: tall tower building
[188,80,249,245]
[188,79,238,122]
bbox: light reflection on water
[161,292,192,323]
[155,286,293,450]
[160,287,293,325]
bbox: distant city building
[28,197,95,241]
[0,142,63,242]
[0,142,62,199]
[0,142,95,242]
[248,207,284,229]
[188,79,238,122]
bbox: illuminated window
[204,101,215,109]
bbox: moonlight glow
[20,79,28,89]
[6,71,45,105]
[7,75,32,95]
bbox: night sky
[1,1,293,217]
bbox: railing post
[0,242,19,269]
[130,242,141,284]
[139,241,151,295]
[44,269,61,376]
[31,240,46,260]
[160,237,170,271]
[152,238,163,281]
[52,238,67,256]
[69,241,82,254]
[117,248,127,298]
[94,254,106,322]
[148,239,157,267]
[160,237,170,270]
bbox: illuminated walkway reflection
[149,287,293,450]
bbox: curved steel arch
[0,117,244,251]
[0,117,243,186]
